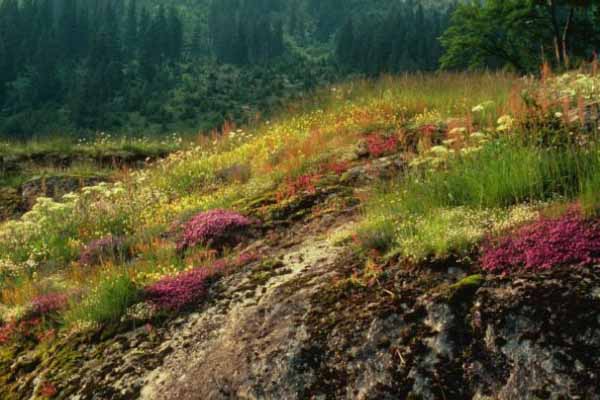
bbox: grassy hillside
[1,68,600,379]
[0,133,194,222]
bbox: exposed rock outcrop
[2,203,599,399]
[1,155,599,400]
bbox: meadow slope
[1,71,600,399]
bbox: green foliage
[400,141,600,211]
[0,0,184,137]
[356,214,396,254]
[65,273,140,325]
[441,0,600,72]
[335,2,453,74]
[395,207,490,261]
[579,159,600,217]
[442,274,484,305]
[0,0,476,138]
[0,70,548,341]
[360,138,600,262]
[208,0,285,65]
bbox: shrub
[79,235,130,266]
[481,207,600,272]
[27,293,69,318]
[177,209,253,252]
[144,265,224,311]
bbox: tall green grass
[65,273,140,325]
[360,140,600,260]
[400,141,600,212]
[580,169,600,217]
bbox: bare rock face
[5,229,599,399]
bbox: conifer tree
[125,0,138,56]
[336,18,355,67]
[167,5,184,61]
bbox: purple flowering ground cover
[29,293,69,317]
[144,252,260,311]
[177,209,253,252]
[144,266,224,311]
[482,207,600,273]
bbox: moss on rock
[445,274,484,305]
[0,187,22,220]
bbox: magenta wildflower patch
[144,252,260,311]
[0,323,14,344]
[144,266,223,311]
[177,209,253,252]
[0,318,43,344]
[481,208,600,273]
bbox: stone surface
[1,168,600,399]
[2,213,599,399]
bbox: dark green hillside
[1,0,600,138]
[0,0,458,138]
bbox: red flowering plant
[276,173,321,201]
[0,322,14,344]
[323,161,350,176]
[0,318,43,345]
[481,206,600,273]
[176,210,254,253]
[0,293,68,344]
[364,133,399,158]
[39,381,58,398]
[40,382,58,399]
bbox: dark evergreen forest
[1,0,599,138]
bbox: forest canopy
[0,0,599,138]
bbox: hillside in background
[0,0,458,137]
[2,0,599,139]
